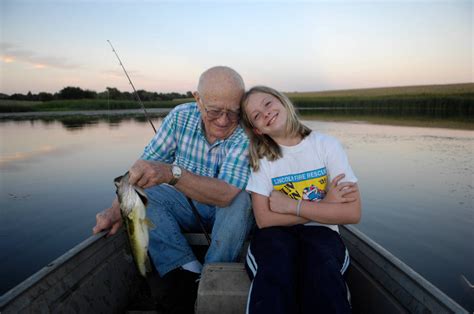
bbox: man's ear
[193,91,205,111]
[253,127,262,135]
[192,91,200,103]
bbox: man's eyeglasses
[203,106,240,122]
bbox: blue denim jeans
[145,184,253,276]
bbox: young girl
[241,86,361,314]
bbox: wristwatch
[169,165,182,186]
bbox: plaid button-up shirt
[141,102,250,189]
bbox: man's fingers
[107,222,121,237]
[92,220,106,235]
[128,170,141,186]
[92,212,106,234]
[136,176,150,188]
[129,160,147,185]
[143,181,155,189]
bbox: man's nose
[216,112,230,124]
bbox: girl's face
[245,92,288,137]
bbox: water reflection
[0,145,58,170]
[299,107,472,119]
[0,112,168,131]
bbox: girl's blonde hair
[241,86,311,171]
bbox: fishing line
[107,40,211,246]
[107,40,157,133]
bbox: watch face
[172,166,182,177]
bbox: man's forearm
[174,168,241,207]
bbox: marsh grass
[286,82,474,98]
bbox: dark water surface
[0,117,473,310]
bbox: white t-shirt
[246,131,357,232]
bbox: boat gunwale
[340,225,468,313]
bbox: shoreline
[0,108,472,130]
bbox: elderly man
[93,66,252,312]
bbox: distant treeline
[1,83,473,120]
[0,86,192,102]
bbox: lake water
[0,117,473,311]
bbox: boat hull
[0,226,468,313]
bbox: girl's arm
[252,192,310,228]
[270,188,361,225]
[269,174,361,225]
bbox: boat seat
[196,263,250,314]
[183,233,250,313]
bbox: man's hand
[269,190,298,215]
[92,198,122,237]
[129,159,172,188]
[323,174,358,203]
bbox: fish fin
[143,218,156,229]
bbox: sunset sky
[1,0,472,95]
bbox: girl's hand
[323,173,358,203]
[269,190,298,214]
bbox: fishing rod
[107,40,211,246]
[107,40,157,133]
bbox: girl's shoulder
[306,131,340,147]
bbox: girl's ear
[253,127,262,135]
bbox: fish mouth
[114,175,124,188]
[114,171,129,188]
[114,171,148,207]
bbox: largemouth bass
[114,172,154,277]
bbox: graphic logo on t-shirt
[272,168,328,201]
